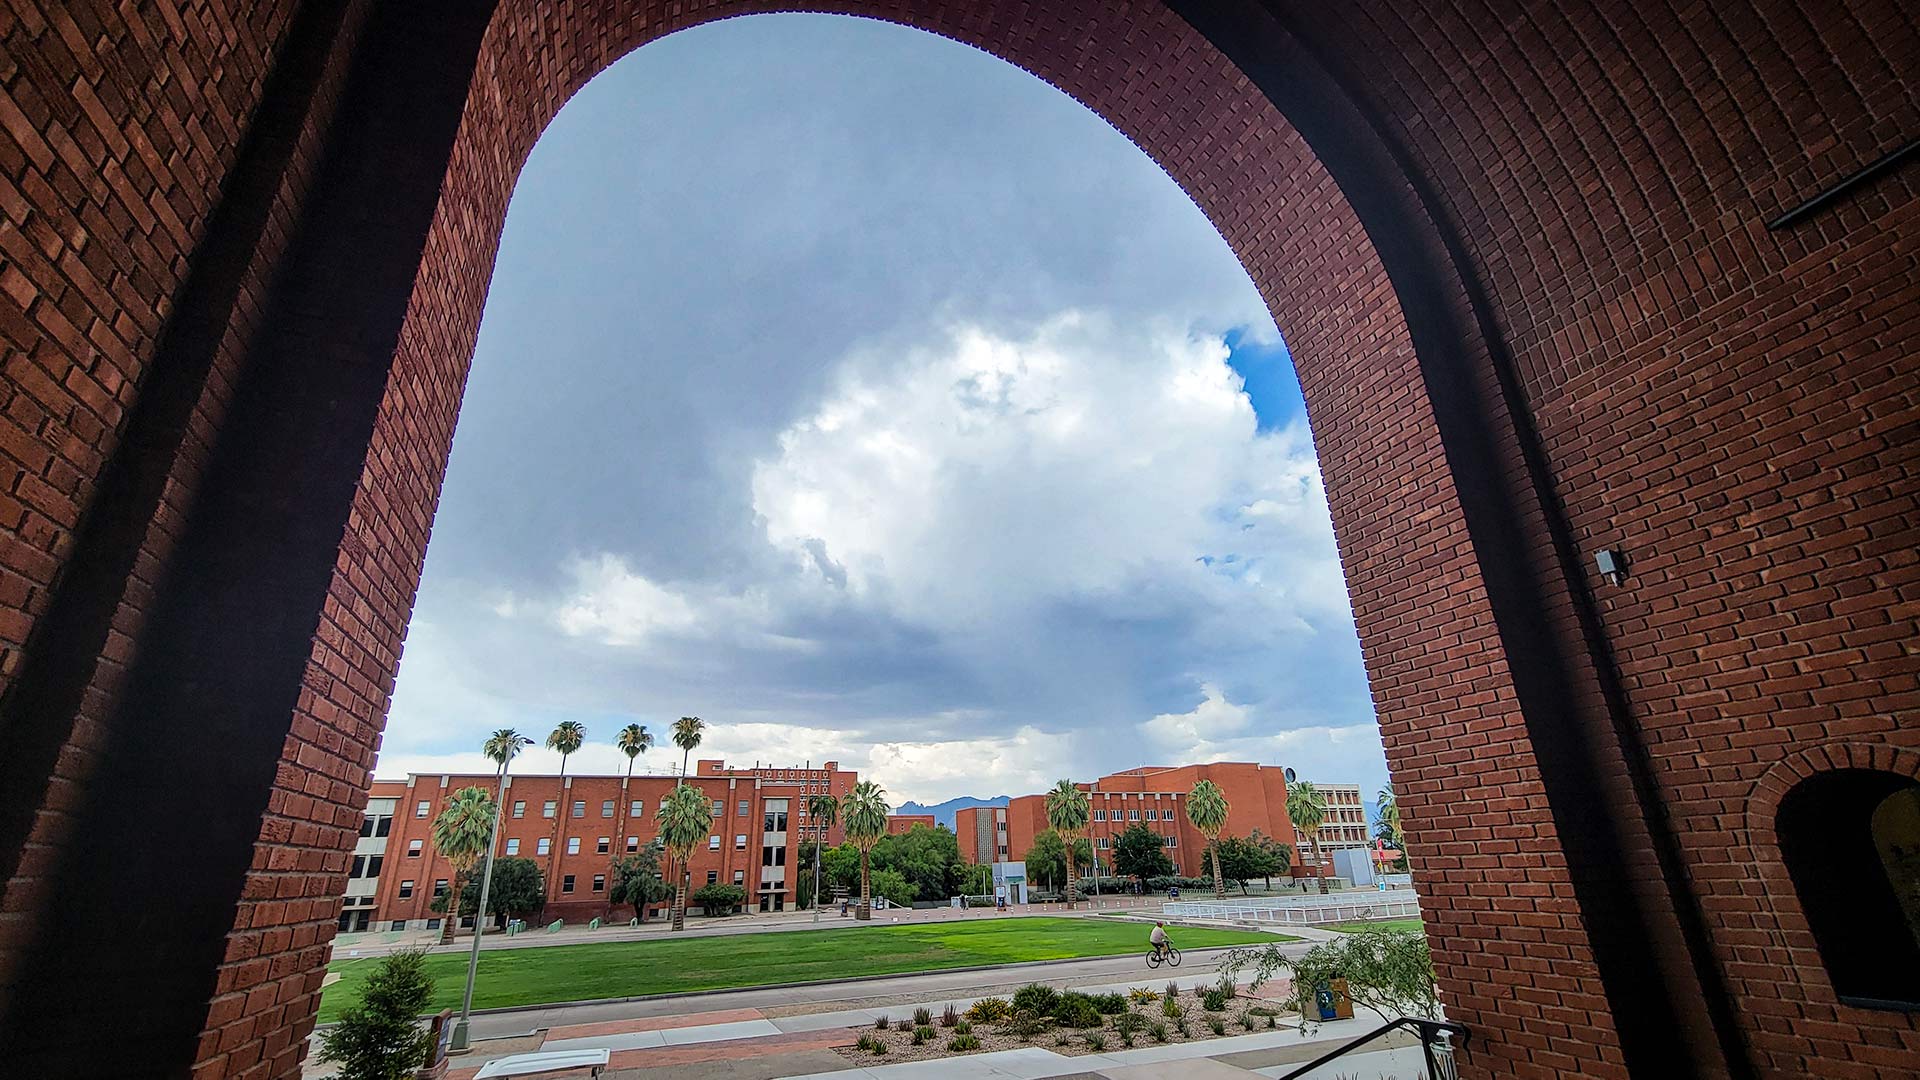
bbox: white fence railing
[1163,889,1422,927]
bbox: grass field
[318,917,1290,1022]
[1324,918,1424,934]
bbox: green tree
[429,787,495,944]
[316,949,435,1079]
[842,780,891,920]
[544,720,586,901]
[867,867,916,908]
[1224,927,1437,1033]
[610,845,672,922]
[446,856,545,923]
[1026,829,1067,893]
[1044,779,1090,908]
[1186,779,1232,899]
[1286,780,1329,895]
[869,824,964,901]
[656,783,711,930]
[692,882,747,915]
[671,716,705,783]
[821,842,862,894]
[1375,786,1405,868]
[610,722,653,914]
[1214,835,1283,895]
[1249,829,1295,889]
[807,793,839,908]
[1111,822,1176,879]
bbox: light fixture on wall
[1594,548,1627,586]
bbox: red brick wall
[0,2,1913,1077]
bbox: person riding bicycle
[1149,921,1172,961]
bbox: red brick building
[347,760,853,927]
[885,814,936,835]
[957,763,1314,879]
[1,4,1913,1077]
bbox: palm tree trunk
[1208,839,1226,899]
[548,754,570,908]
[609,761,631,920]
[1314,835,1328,894]
[857,849,872,921]
[1064,843,1078,910]
[673,859,688,931]
[440,870,465,944]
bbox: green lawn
[319,917,1288,1022]
[1324,918,1424,934]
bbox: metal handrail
[1272,1016,1469,1080]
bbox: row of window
[1091,808,1176,822]
[1089,835,1178,849]
[396,872,614,898]
[415,795,804,822]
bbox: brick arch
[0,2,1912,1078]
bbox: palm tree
[671,716,705,784]
[430,787,496,944]
[656,783,711,931]
[808,793,839,913]
[841,781,890,921]
[1376,786,1403,851]
[608,723,652,915]
[1185,780,1232,899]
[1287,779,1329,894]
[475,728,533,927]
[543,720,587,900]
[1044,780,1091,909]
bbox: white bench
[472,1048,610,1078]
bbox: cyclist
[1149,921,1172,962]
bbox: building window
[567,837,580,855]
[709,836,721,851]
[734,869,745,884]
[761,846,785,866]
[407,839,423,856]
[1093,810,1106,822]
[593,874,606,892]
[735,834,747,850]
[537,838,551,856]
[513,801,525,818]
[572,800,585,818]
[1777,769,1920,1008]
[364,855,383,878]
[630,800,643,817]
[706,870,719,884]
[601,800,614,818]
[543,800,557,818]
[1164,835,1178,848]
[351,855,367,878]
[506,838,520,855]
[426,918,441,930]
[433,879,449,897]
[562,875,575,894]
[712,800,724,818]
[1128,809,1140,821]
[997,846,1009,857]
[1097,837,1109,849]
[398,880,415,899]
[626,836,639,853]
[392,920,407,932]
[597,837,610,854]
[416,801,430,818]
[738,800,750,817]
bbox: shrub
[1267,1014,1279,1029]
[1055,1032,1072,1046]
[1215,976,1238,1000]
[954,1020,972,1036]
[1201,986,1231,1012]
[895,1017,913,1032]
[1052,992,1102,1028]
[1120,1030,1135,1047]
[873,1015,889,1030]
[1149,1021,1169,1042]
[910,1027,929,1046]
[1084,1032,1107,1051]
[1091,992,1129,1015]
[1165,981,1181,1001]
[1177,1018,1192,1038]
[1013,983,1061,1016]
[912,1006,932,1027]
[854,1033,886,1053]
[316,950,435,1080]
[1112,1011,1147,1036]
[941,1003,960,1028]
[967,997,1012,1023]
[1207,1016,1227,1036]
[947,1034,981,1052]
[1009,1008,1048,1041]
[1248,1005,1278,1017]
[690,882,747,915]
[1161,997,1184,1019]
[1237,1011,1256,1030]
[1128,987,1160,1005]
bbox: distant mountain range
[895,795,1010,829]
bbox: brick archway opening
[1,3,1913,1079]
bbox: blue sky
[375,14,1388,806]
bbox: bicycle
[1145,944,1182,969]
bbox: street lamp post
[451,756,509,1052]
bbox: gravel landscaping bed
[832,981,1297,1064]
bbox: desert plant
[910,1027,930,1046]
[1165,980,1180,1001]
[1128,987,1160,1005]
[873,1015,889,1030]
[1149,1021,1169,1042]
[1162,997,1184,1018]
[1013,983,1061,1016]
[941,1003,960,1028]
[1084,1032,1107,1051]
[894,1017,912,1032]
[1237,1011,1256,1030]
[955,1020,973,1036]
[1055,1032,1072,1046]
[1091,992,1128,1015]
[852,1033,880,1052]
[949,1032,982,1051]
[1052,991,1102,1028]
[1267,1014,1279,1029]
[966,996,1011,1023]
[315,950,434,1080]
[1201,986,1231,1012]
[1009,1008,1049,1041]
[1249,1005,1278,1017]
[1112,1011,1147,1036]
[912,1006,932,1027]
[1208,1016,1227,1036]
[1177,1018,1192,1038]
[1120,1030,1135,1047]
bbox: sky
[373,13,1390,808]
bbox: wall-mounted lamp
[1594,548,1627,586]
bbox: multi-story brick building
[1314,784,1369,852]
[885,814,937,834]
[350,760,855,928]
[956,763,1328,879]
